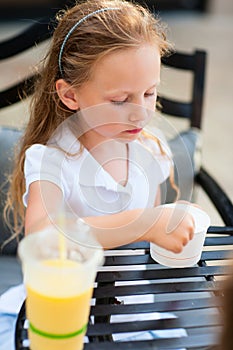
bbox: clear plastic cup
[18,218,103,350]
[150,203,210,268]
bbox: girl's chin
[92,130,142,143]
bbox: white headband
[58,7,120,77]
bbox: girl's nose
[127,103,148,122]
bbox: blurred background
[0,0,233,225]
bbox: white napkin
[0,284,26,314]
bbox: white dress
[0,126,186,348]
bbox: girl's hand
[144,204,195,253]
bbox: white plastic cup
[150,203,210,268]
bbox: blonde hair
[4,0,173,239]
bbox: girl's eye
[111,92,155,105]
[111,99,127,105]
[145,92,155,97]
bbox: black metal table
[15,225,233,350]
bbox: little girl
[5,0,195,250]
[1,0,196,347]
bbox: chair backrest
[0,17,207,253]
[158,50,207,202]
[159,50,207,129]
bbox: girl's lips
[125,128,143,134]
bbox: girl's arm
[25,181,194,251]
[25,181,63,235]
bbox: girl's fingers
[189,230,194,240]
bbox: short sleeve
[23,144,65,206]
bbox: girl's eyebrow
[106,83,160,96]
[148,82,161,89]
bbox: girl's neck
[79,133,127,158]
[79,134,129,186]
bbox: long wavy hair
[4,0,173,240]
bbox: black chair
[158,50,233,225]
[161,50,206,129]
[158,50,206,203]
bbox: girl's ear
[56,79,79,110]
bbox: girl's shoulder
[26,143,47,153]
[25,123,82,159]
[24,144,64,177]
[25,143,64,160]
[25,144,48,161]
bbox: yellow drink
[26,259,93,350]
[18,224,103,350]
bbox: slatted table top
[15,226,233,350]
